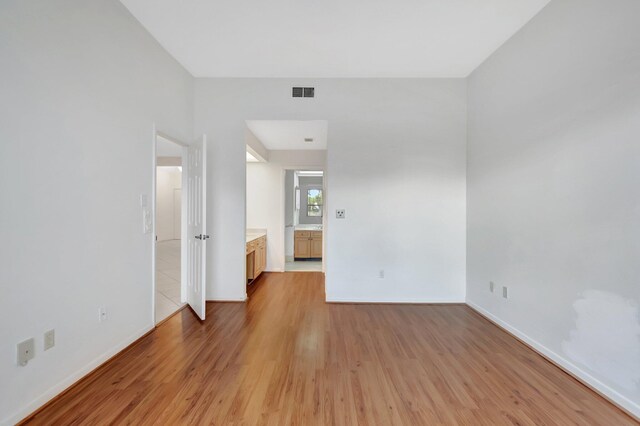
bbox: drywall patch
[562,290,640,391]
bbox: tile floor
[155,239,184,323]
[284,260,323,272]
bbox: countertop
[294,225,323,231]
[246,232,266,243]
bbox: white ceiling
[156,135,183,157]
[120,0,549,78]
[246,120,328,150]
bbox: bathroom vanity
[246,232,266,282]
[294,227,322,260]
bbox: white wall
[246,151,327,272]
[246,163,282,271]
[467,0,640,416]
[196,79,467,303]
[156,166,182,241]
[0,1,194,424]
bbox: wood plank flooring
[24,272,637,425]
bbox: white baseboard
[326,297,465,304]
[4,325,154,426]
[206,298,246,302]
[466,301,640,420]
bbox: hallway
[24,273,635,425]
[155,240,184,322]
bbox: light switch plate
[17,338,35,366]
[44,329,55,351]
[142,208,152,234]
[336,209,345,219]
[502,286,508,299]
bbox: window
[307,189,323,217]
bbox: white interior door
[185,135,207,320]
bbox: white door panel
[185,135,207,320]
[173,188,181,240]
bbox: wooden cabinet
[294,230,322,260]
[294,236,311,258]
[310,232,323,258]
[246,235,267,282]
[256,238,266,274]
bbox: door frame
[151,125,189,325]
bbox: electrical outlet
[379,270,385,279]
[98,306,108,322]
[336,209,345,219]
[17,338,35,366]
[44,329,55,351]
[502,286,508,299]
[489,281,495,292]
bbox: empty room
[1,0,639,424]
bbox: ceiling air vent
[292,87,315,98]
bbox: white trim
[180,144,188,304]
[206,298,247,302]
[326,297,465,304]
[151,125,157,325]
[466,300,640,420]
[4,325,154,426]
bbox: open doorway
[155,135,186,323]
[285,170,324,272]
[244,120,327,292]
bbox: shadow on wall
[562,290,640,392]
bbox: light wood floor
[25,272,636,425]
